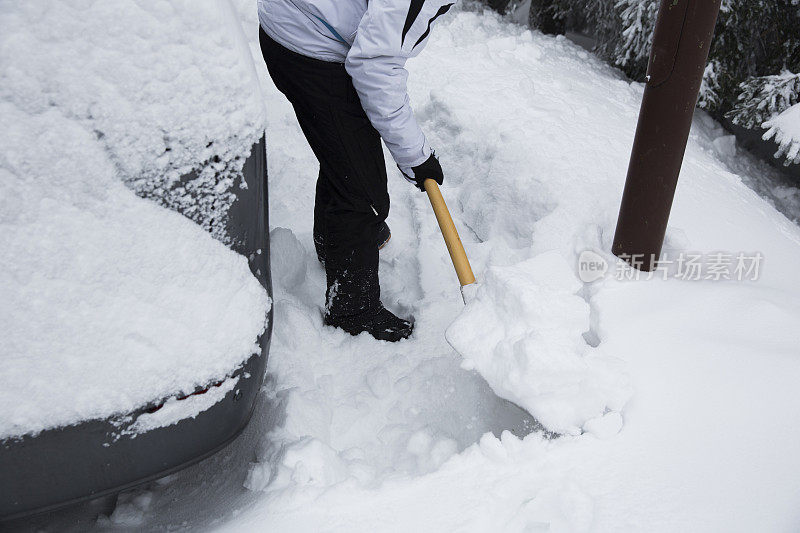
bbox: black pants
[260,29,388,317]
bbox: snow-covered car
[0,1,272,519]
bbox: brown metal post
[612,0,721,271]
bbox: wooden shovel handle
[424,179,476,287]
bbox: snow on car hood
[0,0,270,439]
[1,0,266,241]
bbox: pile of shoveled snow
[447,252,631,436]
[0,0,270,440]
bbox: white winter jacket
[258,0,456,171]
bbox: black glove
[400,153,444,192]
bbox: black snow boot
[323,257,413,342]
[325,306,414,342]
[315,221,391,266]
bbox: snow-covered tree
[703,0,798,115]
[527,0,566,35]
[517,0,800,168]
[762,103,800,166]
[613,0,659,79]
[698,59,723,111]
[705,0,800,166]
[727,71,800,130]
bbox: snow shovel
[424,182,540,431]
[424,179,475,301]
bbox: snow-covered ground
[8,4,800,533]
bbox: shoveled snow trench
[19,5,800,532]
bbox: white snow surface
[13,5,800,533]
[0,102,269,440]
[0,0,270,439]
[0,0,266,240]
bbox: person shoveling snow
[258,0,456,342]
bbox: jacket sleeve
[345,0,455,172]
